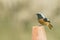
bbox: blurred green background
[0,0,60,40]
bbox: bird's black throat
[36,14,43,20]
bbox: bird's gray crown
[36,12,46,19]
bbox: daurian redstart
[36,12,53,30]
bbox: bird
[36,12,53,30]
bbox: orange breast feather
[38,19,45,25]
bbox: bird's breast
[38,19,45,25]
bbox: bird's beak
[36,14,38,16]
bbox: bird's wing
[44,18,50,22]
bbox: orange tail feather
[48,24,53,30]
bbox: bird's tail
[48,23,53,30]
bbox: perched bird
[36,12,53,30]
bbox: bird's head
[36,12,43,19]
[36,12,46,19]
[36,14,40,16]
